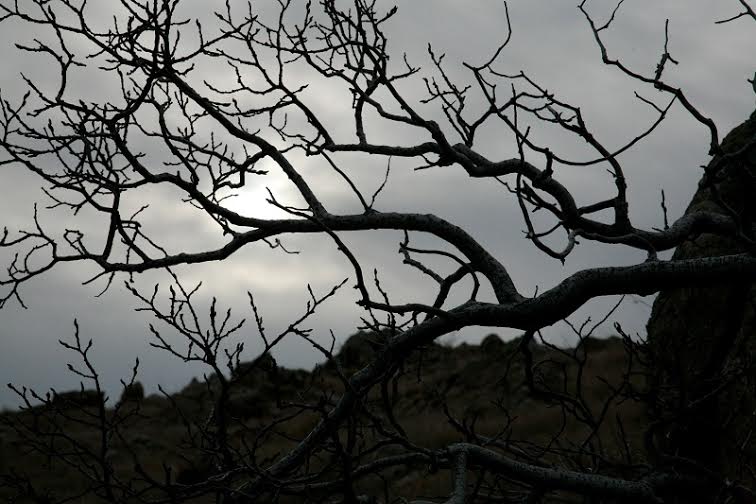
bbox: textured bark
[646,109,756,498]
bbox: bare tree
[0,0,755,503]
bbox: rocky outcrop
[332,330,388,369]
[646,110,756,491]
[50,388,105,409]
[118,381,144,404]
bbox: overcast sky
[1,0,754,408]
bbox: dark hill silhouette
[0,333,646,502]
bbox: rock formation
[118,381,145,404]
[646,109,756,493]
[50,388,105,409]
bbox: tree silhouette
[0,1,755,503]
